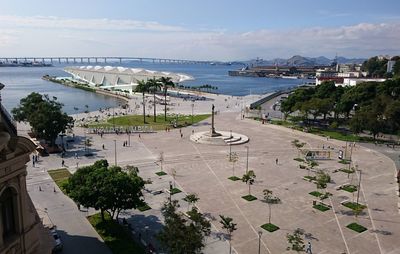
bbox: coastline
[42,75,130,103]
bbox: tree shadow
[122,213,164,252]
[371,229,392,235]
[55,228,112,254]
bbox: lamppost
[229,143,232,161]
[114,140,117,166]
[258,231,263,254]
[245,146,249,173]
[356,165,362,208]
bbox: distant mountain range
[242,55,366,66]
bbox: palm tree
[242,170,256,196]
[219,215,237,254]
[135,80,150,124]
[159,77,175,121]
[184,193,199,211]
[148,77,162,122]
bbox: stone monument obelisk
[210,104,221,137]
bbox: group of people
[32,154,39,167]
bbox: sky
[0,0,399,61]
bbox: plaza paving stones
[23,101,400,253]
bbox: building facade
[0,83,50,254]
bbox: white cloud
[0,16,399,60]
[0,15,186,32]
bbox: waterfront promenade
[21,92,400,253]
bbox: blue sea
[0,61,308,114]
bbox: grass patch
[241,195,257,202]
[342,201,366,210]
[293,158,305,162]
[48,168,71,194]
[339,168,355,174]
[137,204,151,212]
[303,175,316,182]
[88,213,144,254]
[170,188,182,195]
[310,191,331,200]
[339,159,351,164]
[341,184,357,193]
[346,222,367,233]
[269,120,293,127]
[313,203,330,212]
[261,223,280,232]
[228,176,241,181]
[309,191,322,197]
[89,114,210,130]
[155,171,167,176]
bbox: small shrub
[341,184,357,193]
[241,195,257,201]
[170,188,182,195]
[342,201,366,211]
[339,159,350,164]
[339,168,355,174]
[346,223,367,233]
[155,171,167,176]
[293,158,305,162]
[228,176,241,181]
[313,203,330,212]
[309,191,322,197]
[261,223,280,232]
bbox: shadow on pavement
[56,229,111,254]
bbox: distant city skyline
[0,0,399,60]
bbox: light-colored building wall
[0,84,52,254]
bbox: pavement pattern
[22,92,400,254]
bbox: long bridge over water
[0,56,212,65]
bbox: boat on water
[280,75,299,79]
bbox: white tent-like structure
[64,66,193,94]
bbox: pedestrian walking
[275,158,278,165]
[180,133,183,138]
[39,186,42,191]
[61,160,65,167]
[306,241,312,254]
[102,144,105,149]
[53,187,56,193]
[74,152,78,159]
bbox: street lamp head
[258,231,262,237]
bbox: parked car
[50,226,63,253]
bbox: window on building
[1,188,16,240]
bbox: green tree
[286,228,305,252]
[12,92,74,146]
[65,160,145,221]
[316,170,331,194]
[159,77,175,121]
[158,200,211,254]
[219,215,237,254]
[135,80,151,124]
[262,189,281,224]
[242,170,256,196]
[184,193,199,212]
